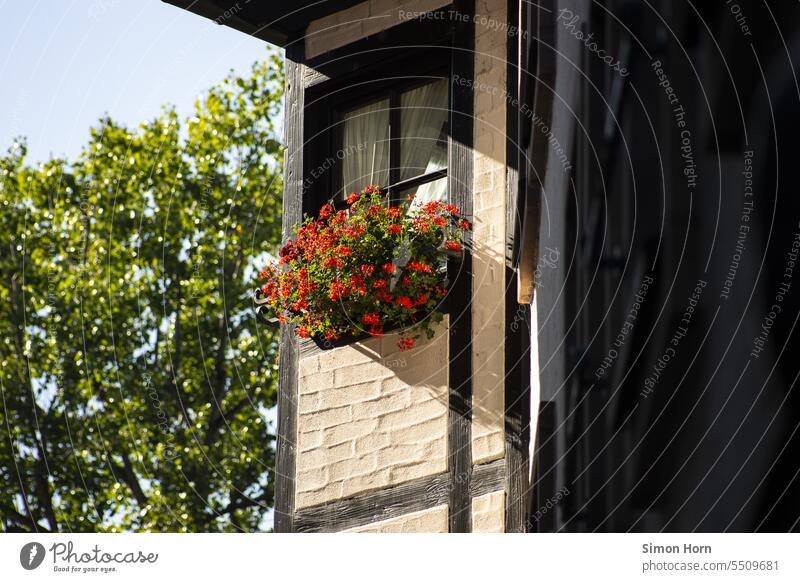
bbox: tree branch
[0,501,51,533]
[116,455,147,507]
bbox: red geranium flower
[362,312,381,327]
[291,299,309,311]
[319,203,334,219]
[346,192,359,205]
[329,280,349,301]
[376,290,394,303]
[323,256,344,269]
[387,224,402,235]
[407,260,433,273]
[396,296,415,310]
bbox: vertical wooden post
[274,42,304,533]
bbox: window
[338,77,449,205]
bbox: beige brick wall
[471,490,505,532]
[471,0,507,464]
[305,0,452,59]
[344,505,449,532]
[295,320,449,509]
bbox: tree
[0,50,284,532]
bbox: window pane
[341,98,390,195]
[396,176,448,209]
[399,79,448,182]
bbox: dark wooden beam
[447,0,475,534]
[504,0,532,534]
[274,42,304,533]
[294,460,506,533]
[517,0,557,303]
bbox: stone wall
[471,0,507,464]
[295,323,449,509]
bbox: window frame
[333,74,450,204]
[302,44,452,212]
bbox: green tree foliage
[0,51,284,532]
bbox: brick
[300,405,352,431]
[472,491,505,533]
[376,401,444,432]
[376,443,427,466]
[345,505,448,533]
[297,467,329,490]
[357,390,411,418]
[296,440,354,469]
[354,432,391,455]
[296,481,344,509]
[328,452,381,481]
[324,418,379,446]
[297,429,325,452]
[299,355,320,376]
[340,469,393,498]
[298,370,335,394]
[317,381,382,410]
[474,169,494,193]
[317,341,380,372]
[388,459,446,482]
[471,431,505,464]
[298,392,320,414]
[333,361,394,386]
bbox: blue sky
[0,0,273,163]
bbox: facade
[278,0,530,533]
[166,0,800,532]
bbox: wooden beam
[517,0,557,304]
[447,0,475,534]
[274,42,305,533]
[294,460,506,533]
[504,0,532,534]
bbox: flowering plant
[256,186,470,351]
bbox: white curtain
[399,79,448,205]
[341,98,390,196]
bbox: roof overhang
[162,0,367,46]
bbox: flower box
[254,186,470,351]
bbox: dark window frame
[332,74,450,203]
[301,18,453,213]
